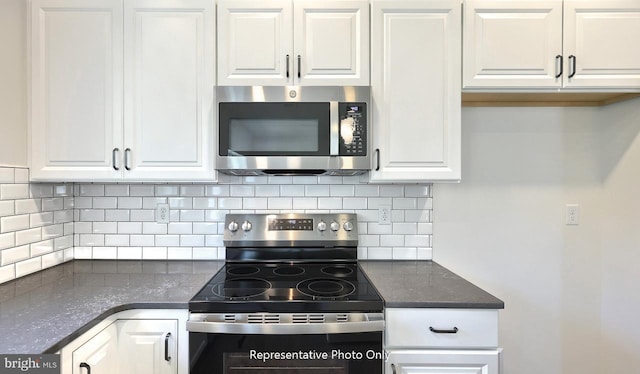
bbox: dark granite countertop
[360,261,504,309]
[0,260,223,354]
[0,259,502,354]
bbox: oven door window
[190,332,382,374]
[219,102,330,156]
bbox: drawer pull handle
[391,363,396,374]
[429,326,458,334]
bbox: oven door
[188,313,384,374]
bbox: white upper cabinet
[463,0,563,88]
[464,0,640,90]
[217,0,369,86]
[563,0,640,88]
[30,0,215,181]
[123,0,215,180]
[370,0,461,182]
[30,0,123,181]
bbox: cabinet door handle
[391,363,396,374]
[568,55,576,78]
[375,149,380,171]
[124,148,131,171]
[429,326,459,334]
[112,148,120,171]
[286,54,290,78]
[555,55,563,78]
[164,332,172,362]
[80,362,91,374]
[297,55,301,79]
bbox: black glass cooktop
[189,263,383,313]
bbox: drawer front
[385,308,498,348]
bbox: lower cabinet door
[386,349,501,374]
[117,319,178,374]
[72,323,118,374]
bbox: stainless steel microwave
[216,86,370,176]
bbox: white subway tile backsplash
[355,185,379,197]
[155,185,179,196]
[168,197,192,209]
[14,169,29,183]
[30,212,54,228]
[42,224,64,239]
[393,247,417,260]
[74,222,93,234]
[143,197,167,209]
[292,198,317,210]
[206,185,230,197]
[243,198,267,210]
[418,223,433,235]
[268,176,292,185]
[205,210,226,222]
[130,210,154,222]
[268,198,292,210]
[405,185,430,197]
[242,176,268,185]
[404,209,430,223]
[30,240,54,257]
[393,198,417,209]
[291,176,317,185]
[193,197,217,209]
[393,223,417,235]
[205,235,223,247]
[418,198,434,210]
[230,185,254,197]
[29,184,53,198]
[1,244,30,265]
[54,235,73,251]
[168,222,192,234]
[42,198,64,211]
[180,210,205,222]
[367,198,392,209]
[105,210,130,222]
[367,247,392,260]
[64,222,74,235]
[305,185,330,196]
[155,235,179,246]
[0,264,15,283]
[405,235,430,247]
[118,197,143,209]
[368,223,392,235]
[1,184,29,200]
[80,234,105,246]
[330,185,355,197]
[105,184,129,196]
[193,222,217,235]
[249,185,275,197]
[79,184,105,197]
[142,222,167,235]
[143,247,167,260]
[343,198,367,209]
[193,247,218,260]
[117,222,142,234]
[317,176,342,185]
[130,185,155,196]
[74,247,92,259]
[0,201,15,217]
[42,250,65,268]
[0,168,14,183]
[218,198,242,209]
[280,185,304,197]
[16,228,42,246]
[74,197,92,209]
[1,214,30,233]
[180,185,205,197]
[181,235,205,247]
[0,233,15,250]
[359,235,380,247]
[80,209,105,222]
[318,198,342,209]
[53,210,73,224]
[105,235,129,247]
[15,257,42,278]
[15,199,41,215]
[168,247,192,260]
[54,184,73,197]
[63,197,74,209]
[130,235,154,247]
[93,247,117,259]
[381,235,404,247]
[380,185,404,197]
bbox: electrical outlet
[566,204,580,225]
[378,206,391,225]
[156,203,170,224]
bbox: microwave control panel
[339,102,367,156]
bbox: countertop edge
[42,302,188,354]
[384,301,505,309]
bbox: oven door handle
[187,316,384,335]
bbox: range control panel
[224,213,358,247]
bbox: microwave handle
[330,101,340,156]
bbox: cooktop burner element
[189,213,383,313]
[211,278,271,299]
[273,266,305,276]
[297,278,355,298]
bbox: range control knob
[241,220,253,232]
[317,221,327,232]
[330,221,340,232]
[343,221,354,232]
[228,221,239,233]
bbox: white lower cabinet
[59,310,188,374]
[385,308,501,374]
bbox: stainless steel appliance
[187,213,384,374]
[217,87,370,176]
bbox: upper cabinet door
[217,0,293,86]
[370,0,461,182]
[30,0,123,181]
[463,0,563,89]
[293,0,370,85]
[564,0,640,88]
[123,0,216,181]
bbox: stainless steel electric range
[187,213,384,374]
